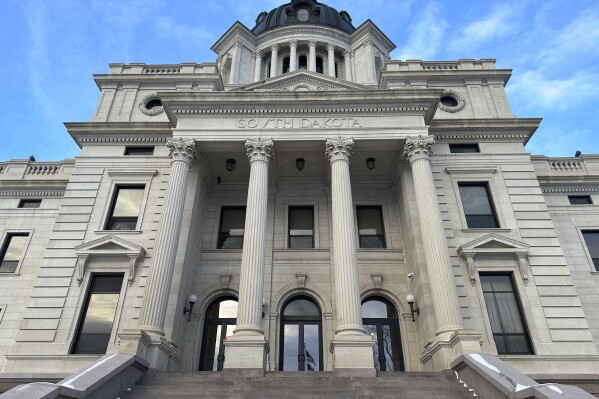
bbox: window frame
[124,146,155,156]
[287,206,315,249]
[568,195,593,205]
[449,144,480,154]
[580,229,599,272]
[216,205,247,250]
[355,205,387,249]
[104,185,146,231]
[0,231,32,275]
[458,182,500,229]
[18,199,42,208]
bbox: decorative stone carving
[371,274,383,289]
[325,136,354,162]
[296,273,307,288]
[363,37,373,46]
[438,89,466,113]
[270,44,279,52]
[308,40,318,48]
[220,274,232,287]
[343,49,353,58]
[326,43,335,51]
[253,50,264,58]
[246,137,274,164]
[167,138,196,164]
[402,135,435,163]
[138,93,164,116]
[289,40,298,47]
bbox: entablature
[430,118,542,144]
[65,122,173,147]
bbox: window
[480,274,532,355]
[0,233,29,273]
[458,183,499,228]
[449,144,479,153]
[267,61,271,78]
[283,57,290,73]
[218,207,246,249]
[569,195,592,205]
[72,275,124,354]
[288,206,314,249]
[299,56,307,70]
[316,57,323,74]
[18,199,41,208]
[124,146,154,156]
[582,230,599,270]
[357,206,386,248]
[105,185,145,230]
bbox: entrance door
[362,298,405,371]
[199,297,238,371]
[279,296,323,371]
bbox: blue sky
[1,0,598,161]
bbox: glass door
[362,298,405,372]
[280,297,323,371]
[199,297,238,371]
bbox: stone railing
[548,159,584,172]
[108,62,218,75]
[27,163,62,175]
[422,63,459,70]
[385,59,497,72]
[143,65,181,74]
[0,159,74,181]
[530,155,598,177]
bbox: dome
[252,0,355,35]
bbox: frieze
[237,117,363,129]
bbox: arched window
[335,61,339,78]
[283,57,290,74]
[280,296,322,371]
[298,55,308,70]
[199,296,238,371]
[267,61,271,78]
[362,297,405,371]
[316,57,323,74]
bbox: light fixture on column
[296,158,305,171]
[366,157,375,170]
[405,294,420,322]
[226,158,236,172]
[262,297,267,319]
[183,294,198,321]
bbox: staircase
[122,371,475,399]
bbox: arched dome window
[299,55,308,70]
[316,57,323,74]
[283,57,290,74]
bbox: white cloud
[394,3,447,60]
[155,17,215,44]
[538,10,599,64]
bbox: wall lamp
[296,158,305,172]
[226,159,236,172]
[183,294,198,321]
[406,294,420,322]
[366,157,375,170]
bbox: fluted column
[270,44,279,78]
[224,138,273,370]
[326,137,374,373]
[289,40,297,72]
[308,40,317,72]
[139,138,196,336]
[327,43,336,77]
[253,50,263,82]
[343,49,353,81]
[402,135,463,336]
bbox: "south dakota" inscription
[236,117,363,129]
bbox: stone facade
[1,0,599,378]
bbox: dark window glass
[72,275,123,354]
[218,207,246,249]
[0,233,29,273]
[106,185,144,230]
[357,206,386,248]
[582,231,599,270]
[480,274,532,355]
[288,206,314,249]
[569,195,592,205]
[267,62,271,78]
[449,144,479,153]
[440,96,459,107]
[316,57,323,74]
[335,62,338,78]
[299,56,308,70]
[125,147,154,156]
[283,57,290,73]
[145,99,162,110]
[459,183,499,228]
[18,199,42,208]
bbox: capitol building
[2,0,599,396]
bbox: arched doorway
[361,297,405,371]
[198,296,238,371]
[279,296,323,371]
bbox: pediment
[458,233,530,256]
[235,70,371,92]
[75,235,145,257]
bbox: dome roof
[252,0,355,35]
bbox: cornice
[93,73,223,91]
[65,122,173,147]
[379,69,513,88]
[211,21,256,53]
[430,118,542,144]
[351,20,396,52]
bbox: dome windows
[297,8,309,21]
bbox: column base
[331,333,375,376]
[421,329,482,371]
[223,333,269,372]
[117,329,181,371]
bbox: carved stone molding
[167,138,196,164]
[270,44,279,52]
[253,50,264,58]
[402,135,435,163]
[220,274,232,287]
[325,136,354,162]
[289,40,298,47]
[363,37,373,46]
[326,43,335,51]
[438,89,466,113]
[246,137,274,164]
[296,274,307,288]
[138,93,164,116]
[371,274,383,289]
[343,49,352,58]
[308,40,318,48]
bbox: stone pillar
[326,137,375,376]
[343,49,353,81]
[308,40,317,72]
[289,40,297,72]
[139,138,196,336]
[224,138,273,371]
[327,43,336,77]
[270,44,279,78]
[253,50,263,82]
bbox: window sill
[461,228,511,233]
[94,230,143,235]
[590,271,599,275]
[0,272,20,276]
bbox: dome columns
[326,43,336,77]
[308,40,317,72]
[270,44,279,78]
[289,40,298,72]
[253,50,264,82]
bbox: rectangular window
[582,230,599,270]
[72,275,124,354]
[569,195,592,205]
[459,183,499,228]
[480,274,532,355]
[450,144,479,153]
[18,199,42,208]
[288,206,314,249]
[218,207,246,249]
[357,206,386,248]
[124,146,154,156]
[0,233,29,273]
[105,185,145,230]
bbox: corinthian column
[308,40,317,72]
[326,137,375,375]
[289,40,298,72]
[224,137,273,371]
[270,44,279,78]
[327,43,336,77]
[343,49,353,81]
[253,50,263,82]
[139,138,196,336]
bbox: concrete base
[330,333,375,374]
[117,329,181,371]
[421,329,482,371]
[223,333,269,371]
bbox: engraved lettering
[247,119,258,128]
[301,118,312,128]
[236,117,364,128]
[331,118,342,128]
[237,119,246,128]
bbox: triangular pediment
[75,235,145,257]
[458,233,530,256]
[235,70,371,92]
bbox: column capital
[402,135,435,163]
[326,43,336,51]
[325,136,354,162]
[270,43,279,52]
[167,138,196,164]
[289,39,298,47]
[363,37,374,46]
[246,137,274,164]
[308,40,318,48]
[343,49,353,57]
[253,50,264,58]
